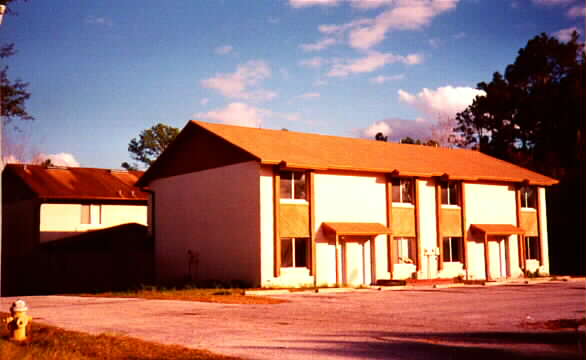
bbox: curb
[244,277,584,296]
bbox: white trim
[280,199,309,205]
[391,202,414,208]
[440,204,461,209]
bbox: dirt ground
[1,280,584,360]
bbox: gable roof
[139,120,558,186]
[4,164,149,201]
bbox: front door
[488,236,509,280]
[342,238,371,286]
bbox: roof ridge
[191,119,478,153]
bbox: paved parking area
[1,280,584,360]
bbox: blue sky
[2,0,584,169]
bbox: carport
[322,222,392,286]
[471,224,525,281]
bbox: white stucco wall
[464,182,522,280]
[417,179,440,279]
[258,166,315,288]
[537,187,550,275]
[313,171,388,286]
[39,203,147,242]
[151,161,261,286]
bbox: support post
[335,235,341,287]
[386,177,394,277]
[273,169,280,277]
[536,188,544,266]
[309,172,316,278]
[484,233,490,281]
[370,236,376,285]
[515,188,525,271]
[414,179,421,272]
[435,182,443,270]
[460,183,467,270]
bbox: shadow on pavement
[244,330,584,360]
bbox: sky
[1,0,584,169]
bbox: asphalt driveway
[1,280,584,360]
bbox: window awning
[322,222,392,237]
[471,224,525,236]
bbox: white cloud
[33,153,81,167]
[299,57,326,68]
[453,32,466,39]
[300,37,337,52]
[195,102,267,128]
[2,154,20,165]
[553,27,580,42]
[348,0,394,9]
[200,98,209,105]
[362,120,392,138]
[398,85,485,120]
[327,51,422,77]
[313,79,328,86]
[85,16,112,27]
[289,0,340,8]
[280,68,290,80]
[532,0,573,5]
[200,60,277,102]
[369,74,405,84]
[567,5,586,17]
[359,118,433,142]
[214,45,233,55]
[429,38,441,48]
[319,18,374,35]
[347,0,460,49]
[297,92,321,99]
[195,102,300,128]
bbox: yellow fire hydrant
[5,300,32,341]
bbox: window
[81,204,101,225]
[281,238,308,268]
[392,178,414,204]
[279,171,307,200]
[520,186,537,209]
[393,237,415,264]
[525,237,540,260]
[441,182,460,206]
[442,237,462,262]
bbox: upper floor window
[81,204,102,225]
[280,171,307,200]
[392,178,414,204]
[520,186,537,209]
[441,182,460,206]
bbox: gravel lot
[1,280,584,360]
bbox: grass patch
[76,287,286,304]
[0,312,240,360]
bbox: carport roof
[471,224,526,235]
[322,222,392,237]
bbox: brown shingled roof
[5,164,148,201]
[140,120,558,186]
